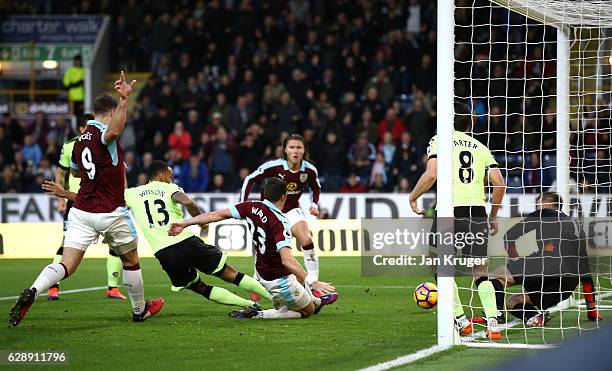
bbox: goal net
[447,0,612,347]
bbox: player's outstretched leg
[119,248,164,322]
[292,221,319,284]
[106,250,126,299]
[214,264,272,301]
[47,247,63,300]
[187,280,255,307]
[10,248,83,326]
[230,305,302,319]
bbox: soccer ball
[414,282,438,309]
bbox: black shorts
[507,259,579,310]
[63,200,74,232]
[429,206,488,258]
[154,236,226,289]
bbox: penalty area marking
[357,345,451,371]
[0,286,106,301]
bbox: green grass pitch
[0,256,573,370]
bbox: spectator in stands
[0,167,20,193]
[37,157,55,180]
[320,131,345,192]
[28,112,50,150]
[228,95,255,137]
[370,152,388,186]
[151,12,173,71]
[236,134,264,172]
[208,127,235,184]
[26,173,46,193]
[404,97,434,151]
[395,177,411,193]
[142,152,153,174]
[150,107,173,138]
[179,155,209,192]
[378,132,397,165]
[263,73,286,101]
[364,68,394,104]
[0,127,13,166]
[208,93,231,124]
[378,108,405,143]
[209,173,231,193]
[2,113,24,149]
[393,132,421,188]
[136,173,148,186]
[413,54,435,95]
[348,133,376,178]
[355,109,378,145]
[145,131,168,162]
[340,173,367,193]
[184,110,204,144]
[368,173,388,193]
[363,87,385,122]
[138,75,160,103]
[124,151,141,187]
[158,84,180,118]
[22,134,43,168]
[273,91,302,134]
[168,121,192,161]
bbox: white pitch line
[357,345,451,371]
[359,291,612,369]
[0,286,106,301]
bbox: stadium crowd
[0,0,610,194]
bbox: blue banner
[0,16,102,43]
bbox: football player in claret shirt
[10,72,164,326]
[485,192,601,326]
[47,113,126,301]
[240,134,330,294]
[170,177,338,319]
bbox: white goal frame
[436,0,610,348]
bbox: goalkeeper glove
[582,278,601,321]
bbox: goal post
[438,0,612,348]
[436,0,458,348]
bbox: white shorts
[64,206,138,253]
[285,208,307,228]
[258,273,311,311]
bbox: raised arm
[168,208,232,236]
[104,71,136,144]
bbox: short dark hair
[538,192,563,209]
[148,160,171,179]
[263,177,287,202]
[454,102,472,132]
[78,113,94,128]
[93,94,118,116]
